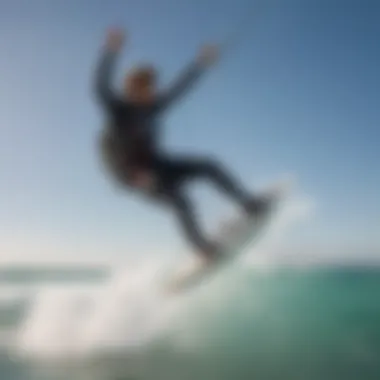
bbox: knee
[166,190,190,213]
[173,195,191,214]
[200,157,223,176]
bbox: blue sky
[0,0,379,264]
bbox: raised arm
[93,28,125,110]
[158,44,220,112]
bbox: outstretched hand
[105,27,126,52]
[197,44,221,67]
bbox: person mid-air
[94,27,268,263]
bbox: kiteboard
[165,179,291,293]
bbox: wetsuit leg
[150,154,263,257]
[163,187,218,259]
[156,155,252,207]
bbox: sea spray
[13,180,312,362]
[14,257,194,359]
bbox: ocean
[0,262,379,380]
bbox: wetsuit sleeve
[93,49,120,111]
[158,62,205,112]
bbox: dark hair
[128,64,157,86]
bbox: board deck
[165,179,290,293]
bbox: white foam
[12,175,313,361]
[14,258,187,359]
[0,287,28,305]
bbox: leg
[162,187,219,260]
[158,155,262,214]
[188,157,250,205]
[199,159,268,215]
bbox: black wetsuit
[94,49,255,257]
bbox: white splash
[13,175,313,361]
[242,176,315,269]
[15,260,184,359]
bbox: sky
[0,0,379,265]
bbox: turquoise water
[0,266,380,380]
